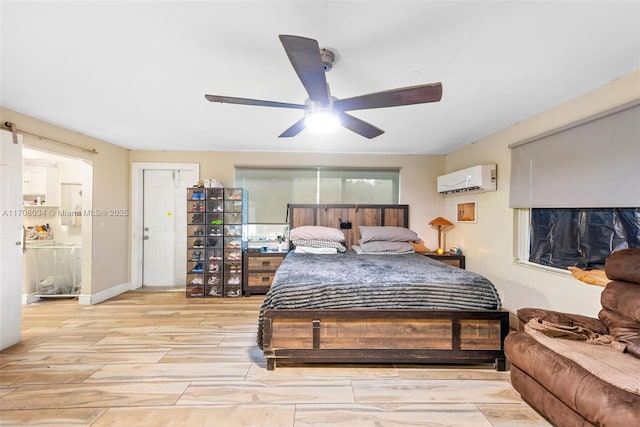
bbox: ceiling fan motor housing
[320,48,335,71]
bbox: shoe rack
[186,187,246,298]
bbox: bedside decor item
[428,216,454,252]
[456,201,477,223]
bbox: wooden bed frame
[262,204,509,371]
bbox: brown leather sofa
[505,248,640,427]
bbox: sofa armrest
[517,308,607,334]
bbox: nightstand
[243,251,287,296]
[423,253,466,269]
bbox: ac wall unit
[437,164,497,195]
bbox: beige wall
[128,151,446,247]
[442,70,640,319]
[0,108,131,297]
[6,69,638,317]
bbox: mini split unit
[437,164,497,195]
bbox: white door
[0,130,23,349]
[142,169,193,286]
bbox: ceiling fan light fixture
[305,110,340,133]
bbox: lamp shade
[428,217,453,227]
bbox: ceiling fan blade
[338,112,385,139]
[205,94,305,110]
[279,35,330,106]
[278,117,307,138]
[334,82,443,112]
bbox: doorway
[22,147,92,304]
[131,163,198,289]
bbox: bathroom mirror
[60,183,82,227]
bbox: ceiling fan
[204,35,443,139]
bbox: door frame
[130,162,199,289]
[22,147,93,305]
[0,129,23,349]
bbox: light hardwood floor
[0,291,550,426]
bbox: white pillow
[290,226,345,242]
[295,246,338,254]
[291,239,347,253]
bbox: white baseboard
[22,293,40,305]
[78,282,131,305]
[1,332,22,351]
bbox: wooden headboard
[287,204,409,249]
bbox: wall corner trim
[78,282,131,305]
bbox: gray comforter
[257,251,501,348]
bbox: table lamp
[428,216,453,253]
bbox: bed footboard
[262,309,509,371]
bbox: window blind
[235,167,400,223]
[509,102,640,208]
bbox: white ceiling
[1,1,639,155]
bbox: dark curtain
[530,208,640,269]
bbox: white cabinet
[22,166,60,205]
[23,167,46,196]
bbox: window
[510,102,640,272]
[529,208,640,269]
[317,169,398,205]
[236,167,400,223]
[517,208,640,270]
